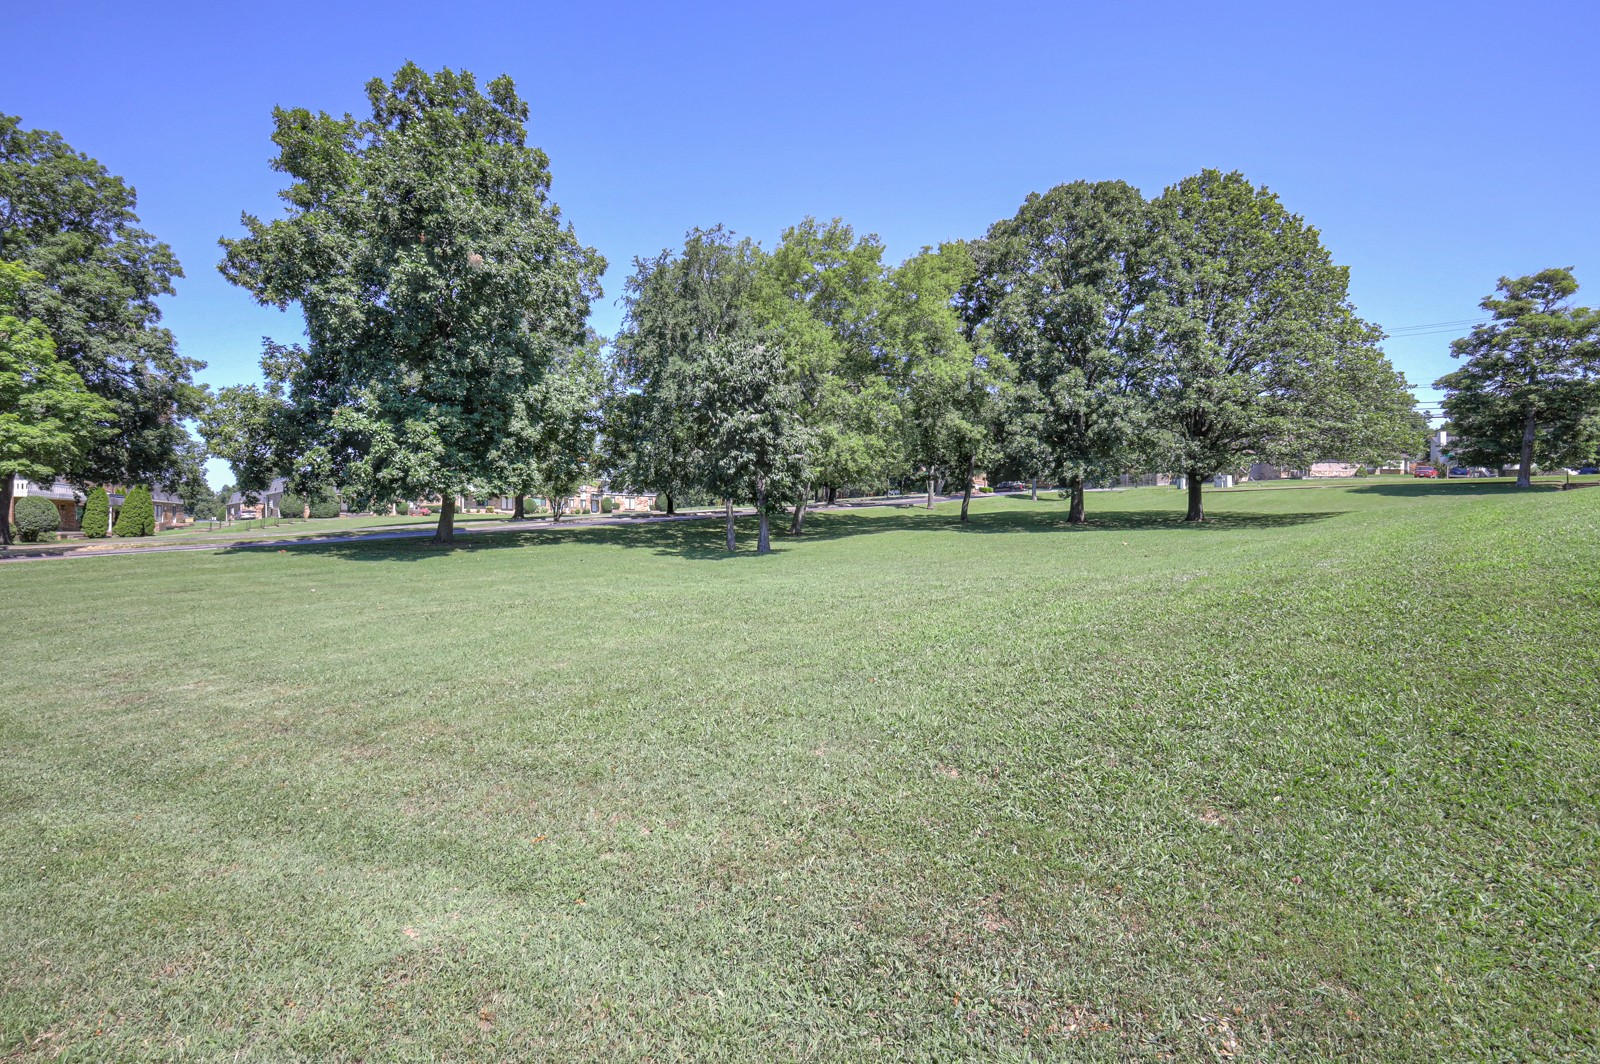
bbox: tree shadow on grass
[221,505,1343,564]
[1346,480,1554,499]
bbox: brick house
[6,477,189,533]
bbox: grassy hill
[2,481,1596,1060]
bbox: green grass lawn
[2,482,1596,1060]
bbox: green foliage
[964,180,1158,520]
[753,217,900,502]
[1,261,114,544]
[197,373,284,504]
[308,495,341,519]
[887,243,1006,515]
[600,496,616,513]
[113,486,154,536]
[0,114,203,486]
[652,493,668,512]
[1145,170,1410,519]
[281,492,307,518]
[82,487,110,537]
[219,64,604,544]
[604,226,763,508]
[1436,268,1600,487]
[12,495,59,541]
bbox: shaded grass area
[2,485,1597,1060]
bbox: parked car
[1578,466,1599,476]
[1412,466,1439,478]
[1448,467,1472,477]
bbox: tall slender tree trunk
[960,453,976,523]
[725,497,736,551]
[758,477,772,553]
[827,485,838,505]
[789,483,808,535]
[926,471,936,509]
[665,492,675,516]
[512,494,526,520]
[1518,407,1536,488]
[1185,470,1205,522]
[1031,479,1039,502]
[1068,474,1086,524]
[0,471,14,546]
[433,494,456,544]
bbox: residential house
[7,478,189,533]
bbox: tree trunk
[960,453,976,523]
[1518,407,1536,488]
[827,485,838,505]
[0,471,14,546]
[789,484,808,536]
[757,477,772,553]
[926,472,936,509]
[1031,479,1039,502]
[1068,474,1086,524]
[725,497,736,552]
[432,494,456,544]
[665,492,674,516]
[302,500,311,519]
[512,494,525,520]
[1185,470,1205,522]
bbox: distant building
[7,477,189,532]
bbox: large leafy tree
[693,338,809,553]
[0,114,204,487]
[753,217,898,531]
[0,261,111,545]
[196,379,284,511]
[603,226,761,515]
[1146,170,1390,521]
[219,63,603,543]
[889,244,1006,523]
[1436,269,1600,487]
[489,331,603,520]
[964,180,1158,523]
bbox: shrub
[652,493,667,512]
[309,494,341,519]
[82,487,110,538]
[114,487,155,536]
[600,496,617,513]
[13,496,60,541]
[281,492,306,518]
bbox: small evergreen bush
[600,496,617,513]
[309,494,341,519]
[653,493,667,511]
[82,487,110,538]
[13,496,60,541]
[281,492,306,518]
[113,487,155,536]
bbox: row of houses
[5,477,189,533]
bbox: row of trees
[1436,269,1600,487]
[215,66,1429,549]
[4,65,1435,552]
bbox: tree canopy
[0,114,204,488]
[0,260,112,545]
[1436,269,1600,486]
[219,63,604,543]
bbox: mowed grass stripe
[2,482,1596,1060]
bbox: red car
[1412,465,1439,478]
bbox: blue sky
[5,1,1596,486]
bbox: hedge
[82,487,110,538]
[113,486,155,536]
[13,496,60,542]
[600,496,617,513]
